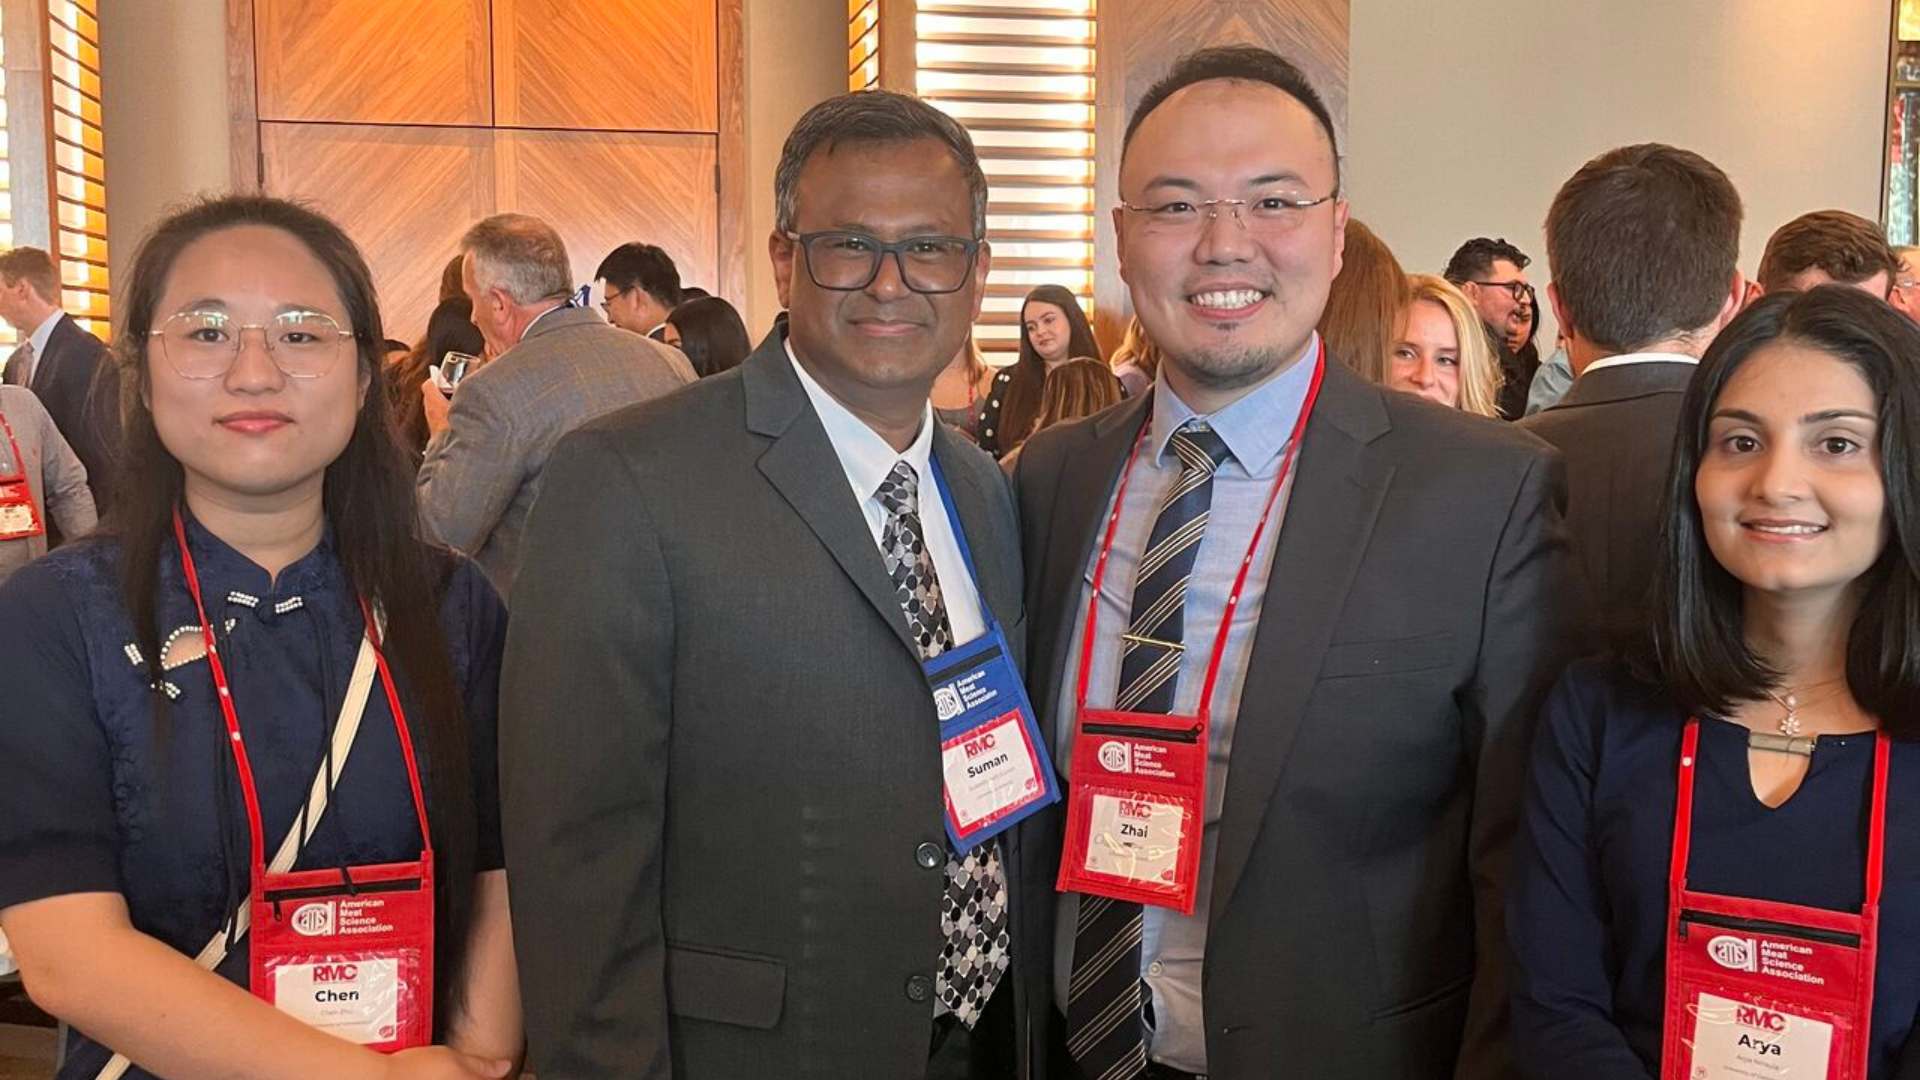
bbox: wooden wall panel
[254,0,491,125]
[493,0,717,132]
[1091,0,1349,344]
[260,122,495,340]
[495,130,719,298]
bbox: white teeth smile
[1749,524,1826,535]
[1190,289,1265,309]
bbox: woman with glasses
[1509,287,1920,1079]
[1388,274,1504,417]
[0,195,521,1080]
[979,283,1101,459]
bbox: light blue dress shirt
[1524,343,1573,415]
[1051,335,1318,1073]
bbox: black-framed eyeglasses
[148,309,355,380]
[1470,279,1535,303]
[1118,193,1337,237]
[784,230,982,294]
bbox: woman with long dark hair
[0,196,520,1080]
[1509,287,1920,1079]
[977,283,1099,459]
[661,294,751,378]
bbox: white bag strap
[94,623,383,1080]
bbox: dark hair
[1757,210,1899,295]
[1316,219,1408,384]
[1033,357,1123,433]
[1442,237,1531,285]
[1545,144,1742,353]
[438,253,466,303]
[1000,285,1101,452]
[391,297,485,454]
[1122,45,1341,189]
[666,295,752,378]
[1650,286,1920,736]
[0,246,59,302]
[680,285,711,301]
[775,89,988,237]
[108,194,482,1026]
[595,242,683,309]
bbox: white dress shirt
[1579,349,1698,376]
[786,341,988,646]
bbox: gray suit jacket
[417,306,696,600]
[501,332,1040,1079]
[1014,360,1598,1080]
[0,385,94,582]
[1518,357,1694,650]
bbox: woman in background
[979,284,1100,459]
[999,357,1122,473]
[391,296,485,457]
[1389,274,1503,418]
[1317,219,1407,383]
[1108,316,1162,398]
[932,336,998,444]
[662,295,751,378]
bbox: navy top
[0,517,506,1080]
[1509,658,1920,1080]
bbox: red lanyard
[1074,342,1325,717]
[1669,718,1890,906]
[170,506,433,872]
[0,410,27,483]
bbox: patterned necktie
[2,342,30,387]
[875,460,1011,1028]
[1067,422,1231,1080]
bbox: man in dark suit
[1014,47,1595,1080]
[0,247,118,513]
[501,91,1043,1079]
[1520,144,1746,648]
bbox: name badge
[1056,709,1207,913]
[272,956,404,1044]
[1685,991,1834,1079]
[0,480,44,541]
[928,624,1059,849]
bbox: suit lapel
[744,333,921,659]
[932,429,1014,630]
[1034,396,1149,712]
[1209,364,1394,919]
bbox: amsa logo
[1097,740,1132,774]
[1708,935,1758,972]
[290,901,336,938]
[934,685,963,721]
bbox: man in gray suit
[417,213,695,599]
[502,91,1041,1078]
[1520,144,1746,649]
[1014,47,1594,1080]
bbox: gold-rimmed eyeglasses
[1118,193,1337,236]
[148,310,355,380]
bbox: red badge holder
[1057,345,1324,915]
[173,508,435,1052]
[0,410,46,542]
[1660,718,1886,1080]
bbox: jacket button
[905,974,933,1002]
[916,842,944,869]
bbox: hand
[382,1045,514,1080]
[421,377,454,437]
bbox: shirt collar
[785,338,937,503]
[1580,349,1698,377]
[518,302,570,343]
[27,310,62,357]
[1148,332,1320,475]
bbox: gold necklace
[1764,677,1846,737]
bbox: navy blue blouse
[1509,658,1920,1080]
[0,518,506,1080]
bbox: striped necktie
[1066,422,1230,1080]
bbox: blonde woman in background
[1108,316,1162,398]
[1390,273,1505,417]
[931,335,998,444]
[999,356,1122,473]
[1316,219,1408,383]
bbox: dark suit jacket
[501,332,1042,1079]
[5,314,119,512]
[1517,358,1693,650]
[1013,360,1597,1080]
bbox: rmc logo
[1736,1005,1788,1033]
[312,963,360,983]
[963,732,998,758]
